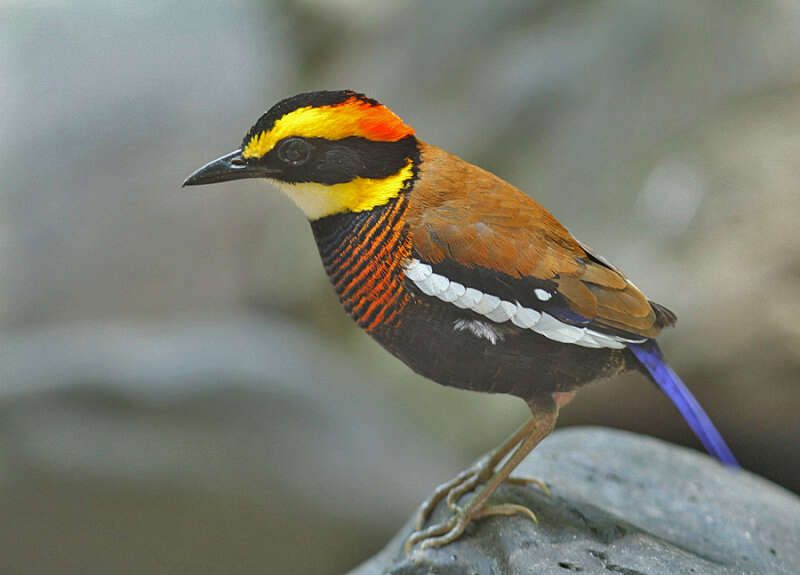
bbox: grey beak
[183,149,279,187]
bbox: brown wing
[407,143,674,338]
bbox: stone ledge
[348,427,800,575]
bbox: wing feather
[407,143,673,339]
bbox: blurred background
[2,1,800,573]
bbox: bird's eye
[277,138,312,167]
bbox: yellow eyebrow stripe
[243,96,414,159]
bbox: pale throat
[270,180,354,220]
[268,158,414,220]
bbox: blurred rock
[349,428,800,575]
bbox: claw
[473,502,538,523]
[505,476,550,496]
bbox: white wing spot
[511,303,541,329]
[453,287,482,309]
[485,300,516,323]
[427,274,450,296]
[404,258,640,350]
[404,259,432,282]
[439,281,465,303]
[475,293,501,315]
[535,313,585,343]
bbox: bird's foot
[407,458,547,553]
[413,457,549,531]
[413,454,494,531]
[407,407,557,554]
[405,494,539,552]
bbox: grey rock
[348,428,800,575]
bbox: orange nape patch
[243,96,415,159]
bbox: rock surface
[348,428,800,575]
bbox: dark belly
[370,296,630,399]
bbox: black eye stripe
[260,135,419,185]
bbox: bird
[184,90,739,552]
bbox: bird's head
[184,90,419,220]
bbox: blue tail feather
[628,340,740,468]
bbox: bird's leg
[443,419,551,512]
[413,416,537,531]
[406,395,559,553]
